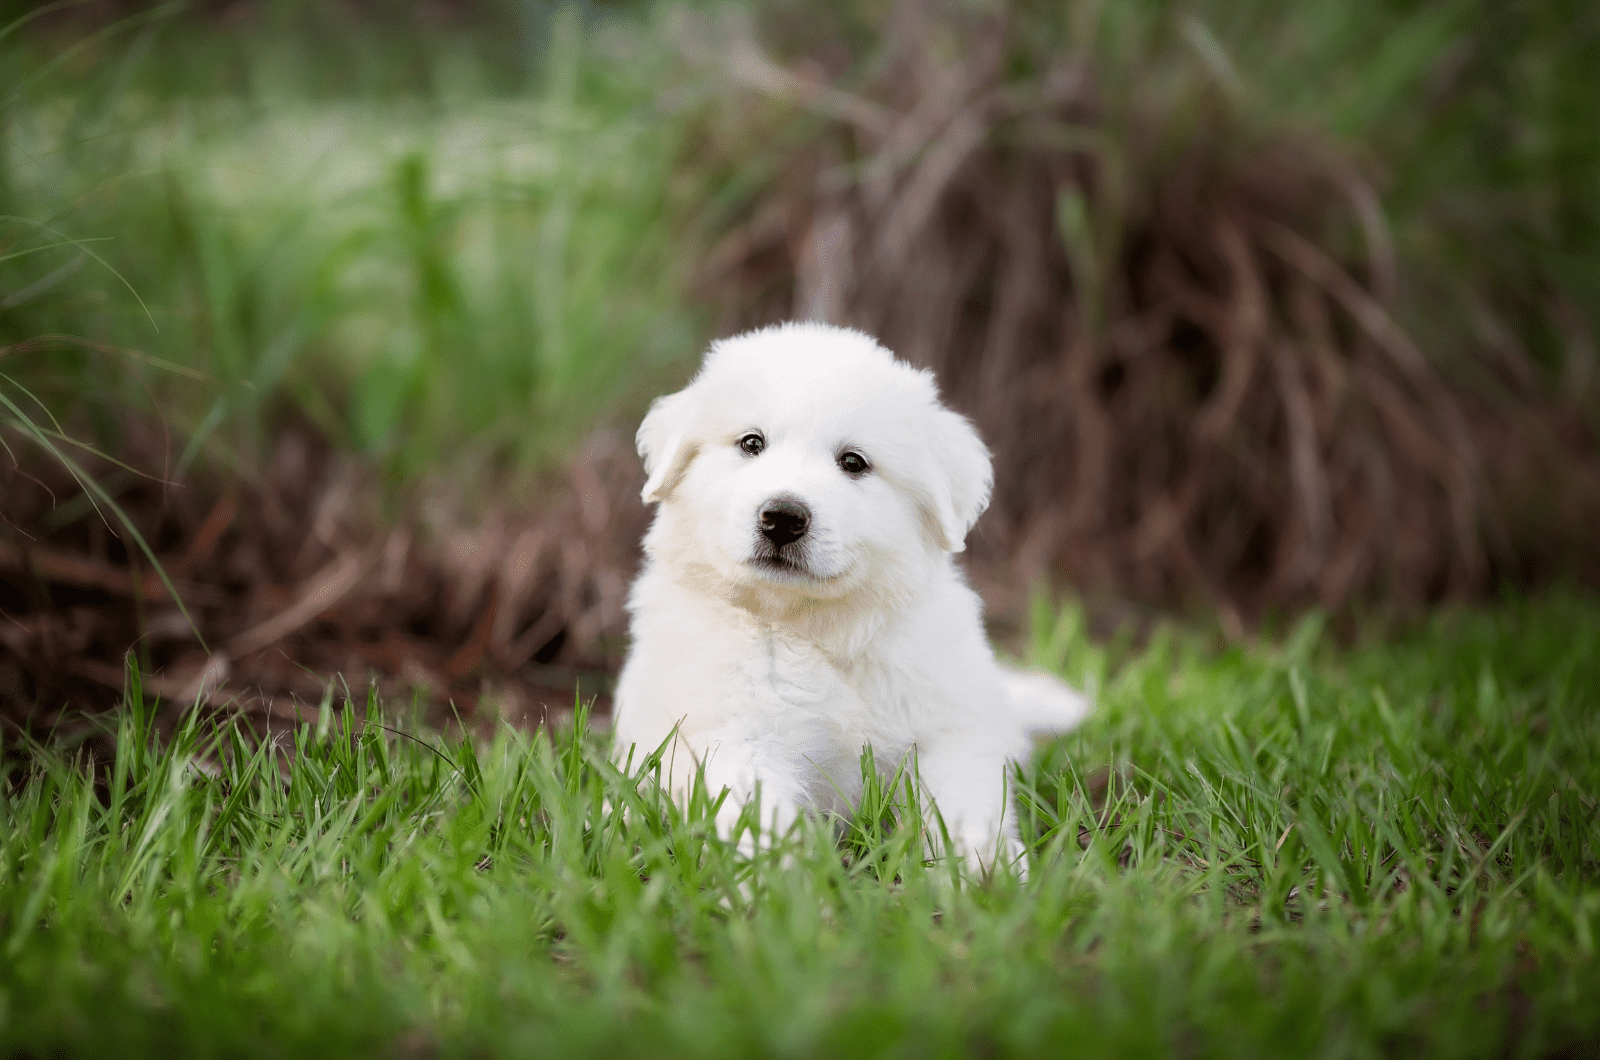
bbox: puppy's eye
[738,432,765,457]
[837,450,870,476]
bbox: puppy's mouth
[748,546,814,578]
[747,540,838,582]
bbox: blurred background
[0,0,1596,736]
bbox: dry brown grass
[688,2,1599,626]
[0,425,644,735]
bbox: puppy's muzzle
[758,497,811,547]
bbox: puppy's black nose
[758,498,811,547]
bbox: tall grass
[0,3,707,488]
[2,593,1597,1057]
[685,0,1599,611]
[3,0,1594,493]
[1151,0,1599,391]
[749,0,1598,392]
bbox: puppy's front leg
[911,736,1026,876]
[675,727,806,852]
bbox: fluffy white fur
[612,322,1088,872]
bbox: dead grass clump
[0,426,643,740]
[688,3,1599,623]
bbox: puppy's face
[637,324,992,606]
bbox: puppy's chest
[740,632,844,707]
[735,630,893,730]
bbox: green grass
[0,3,709,486]
[3,593,1597,1058]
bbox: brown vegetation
[4,3,1598,735]
[691,5,1600,627]
[0,427,644,739]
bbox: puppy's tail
[1000,666,1092,740]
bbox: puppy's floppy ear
[919,406,993,552]
[637,388,698,504]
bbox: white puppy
[611,322,1088,871]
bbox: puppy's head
[637,323,991,605]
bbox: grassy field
[3,593,1597,1058]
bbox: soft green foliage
[0,5,706,483]
[4,595,1598,1058]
